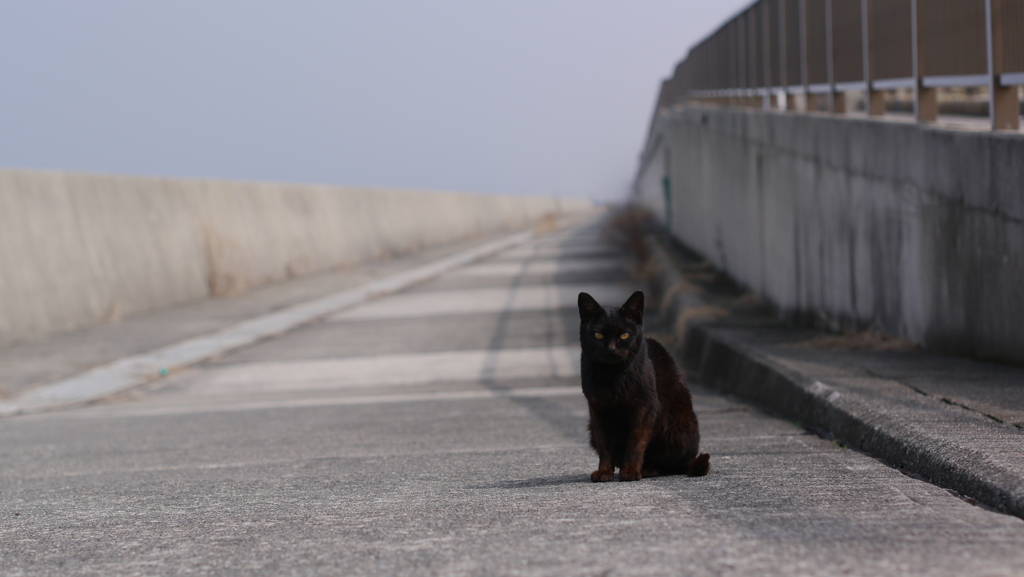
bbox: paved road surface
[3,220,1024,576]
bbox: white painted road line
[331,283,629,321]
[0,230,535,416]
[181,346,581,395]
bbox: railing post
[745,11,753,107]
[737,19,745,107]
[987,0,1020,130]
[862,0,885,116]
[748,10,760,108]
[781,0,793,110]
[826,0,845,113]
[741,12,749,106]
[911,0,937,122]
[801,0,818,111]
[763,0,774,110]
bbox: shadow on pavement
[471,474,591,489]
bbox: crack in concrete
[858,368,1024,432]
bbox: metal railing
[660,0,1024,130]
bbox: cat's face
[578,291,644,364]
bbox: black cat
[578,290,710,482]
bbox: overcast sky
[0,1,750,201]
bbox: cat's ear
[620,291,644,325]
[578,292,603,322]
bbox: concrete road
[3,221,1024,576]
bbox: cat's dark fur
[578,290,710,482]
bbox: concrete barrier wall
[636,105,1024,364]
[0,169,592,345]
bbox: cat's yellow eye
[595,333,604,339]
[619,333,629,340]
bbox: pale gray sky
[0,1,750,201]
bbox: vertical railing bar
[764,0,774,110]
[800,0,812,110]
[750,10,755,103]
[861,0,871,109]
[862,0,883,116]
[780,0,788,107]
[988,0,1001,129]
[911,0,937,122]
[729,23,737,105]
[986,0,1020,129]
[783,0,790,105]
[739,12,747,103]
[733,21,740,105]
[749,10,756,104]
[911,0,932,122]
[733,21,739,105]
[738,20,743,101]
[911,0,919,118]
[826,0,836,112]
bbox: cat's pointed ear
[578,292,603,322]
[620,291,644,325]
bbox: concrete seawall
[635,105,1024,364]
[0,169,592,346]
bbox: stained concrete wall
[635,105,1024,364]
[0,169,592,346]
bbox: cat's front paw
[618,468,642,482]
[591,469,614,483]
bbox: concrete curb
[643,234,1024,519]
[0,230,535,417]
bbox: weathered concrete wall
[0,170,591,345]
[636,105,1024,364]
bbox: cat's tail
[686,453,711,477]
